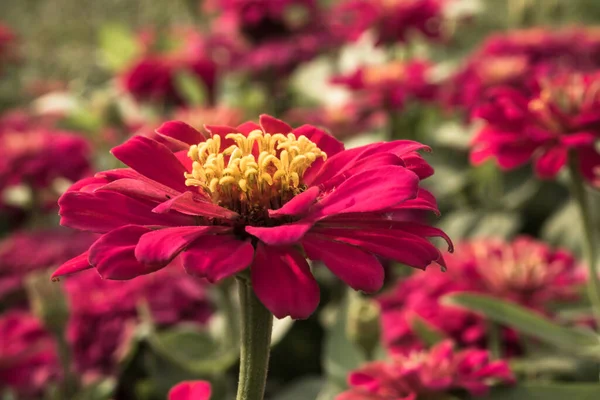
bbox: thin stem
[567,152,600,328]
[236,278,273,400]
[56,334,78,398]
[487,321,502,359]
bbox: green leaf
[444,293,600,358]
[97,24,139,71]
[148,324,238,374]
[73,379,116,400]
[174,69,207,106]
[484,383,600,400]
[410,315,447,347]
[272,377,323,400]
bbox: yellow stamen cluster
[185,130,326,210]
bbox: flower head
[337,340,514,400]
[53,114,450,319]
[0,228,96,300]
[0,311,59,398]
[380,237,584,354]
[471,72,600,185]
[169,380,211,400]
[121,29,217,106]
[64,267,212,378]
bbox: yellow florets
[185,130,326,210]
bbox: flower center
[185,130,326,212]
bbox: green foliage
[485,383,600,400]
[174,69,208,106]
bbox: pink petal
[153,191,238,219]
[259,114,292,134]
[51,252,92,279]
[59,190,193,233]
[89,225,164,280]
[236,121,261,135]
[168,380,212,400]
[156,120,206,146]
[303,235,384,292]
[576,147,600,184]
[268,186,320,218]
[182,236,254,282]
[96,178,180,203]
[534,146,567,179]
[251,244,320,319]
[111,136,189,192]
[135,226,229,267]
[294,124,345,185]
[246,220,314,246]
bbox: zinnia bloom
[0,228,96,300]
[53,114,450,319]
[0,311,59,399]
[471,72,600,185]
[64,267,212,379]
[379,237,584,354]
[330,0,447,46]
[169,380,212,400]
[337,340,514,400]
[332,60,438,113]
[121,29,217,106]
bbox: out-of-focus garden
[2,0,600,399]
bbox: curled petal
[183,236,254,282]
[51,252,92,279]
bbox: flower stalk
[236,277,273,400]
[567,151,600,328]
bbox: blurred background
[2,0,600,399]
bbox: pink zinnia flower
[471,72,600,185]
[0,228,96,300]
[0,122,91,191]
[337,340,514,400]
[380,237,584,354]
[169,380,212,400]
[64,267,212,379]
[331,0,447,46]
[0,311,59,399]
[53,114,450,319]
[332,60,438,112]
[121,29,217,106]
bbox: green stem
[236,278,273,400]
[567,152,600,328]
[487,321,502,359]
[56,334,78,398]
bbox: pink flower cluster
[379,237,583,354]
[169,380,212,400]
[337,340,514,400]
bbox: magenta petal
[311,166,419,219]
[111,136,189,192]
[534,146,567,179]
[135,226,229,266]
[303,236,383,292]
[182,236,254,282]
[168,381,212,400]
[156,120,206,146]
[89,225,164,280]
[246,220,314,246]
[51,252,92,279]
[259,114,292,134]
[97,178,180,203]
[236,121,261,135]
[153,191,238,219]
[268,186,320,218]
[251,244,319,319]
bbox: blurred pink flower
[380,237,584,354]
[332,60,438,112]
[337,340,514,400]
[169,380,212,400]
[444,27,600,112]
[63,267,213,379]
[121,29,217,106]
[0,228,96,300]
[53,114,450,320]
[471,72,600,185]
[330,0,448,46]
[0,311,59,399]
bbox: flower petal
[156,120,206,146]
[534,146,567,179]
[251,244,320,319]
[89,225,164,279]
[303,235,384,292]
[268,186,320,218]
[111,136,189,192]
[259,114,292,134]
[182,236,254,282]
[153,191,238,219]
[51,252,92,279]
[168,381,212,400]
[245,220,314,246]
[135,226,229,267]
